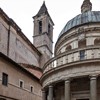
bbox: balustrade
[43,46,100,73]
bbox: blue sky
[0,0,100,46]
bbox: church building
[0,0,100,100]
[0,1,54,100]
[41,0,100,100]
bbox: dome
[59,11,100,37]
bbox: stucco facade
[0,53,42,100]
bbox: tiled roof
[19,63,43,79]
[0,52,40,81]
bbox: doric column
[65,79,70,100]
[42,90,46,100]
[90,75,97,100]
[48,85,53,100]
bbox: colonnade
[42,75,98,100]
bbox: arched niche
[94,38,100,45]
[78,39,86,48]
[66,45,72,51]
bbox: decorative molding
[42,63,100,87]
[55,26,100,54]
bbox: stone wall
[0,22,8,55]
[0,17,40,67]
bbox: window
[30,86,33,93]
[2,73,8,86]
[80,50,85,60]
[39,21,42,33]
[19,80,24,88]
[48,24,51,34]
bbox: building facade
[41,0,100,100]
[0,2,54,100]
[0,52,42,100]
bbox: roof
[37,1,48,16]
[0,8,42,56]
[0,52,40,81]
[33,2,54,25]
[20,63,43,79]
[59,11,100,38]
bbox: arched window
[94,38,100,45]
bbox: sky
[0,0,100,47]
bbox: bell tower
[33,1,54,67]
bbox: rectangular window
[2,73,8,86]
[80,50,85,60]
[19,80,24,88]
[48,24,51,34]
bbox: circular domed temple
[41,0,100,100]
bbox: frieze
[55,26,100,52]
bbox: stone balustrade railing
[43,46,100,73]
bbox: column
[90,75,97,100]
[48,85,53,100]
[42,90,46,100]
[65,79,70,100]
